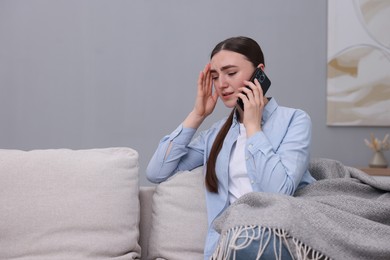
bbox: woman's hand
[238,78,266,137]
[183,63,218,129]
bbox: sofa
[0,147,208,260]
[3,147,390,260]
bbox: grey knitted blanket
[212,158,390,260]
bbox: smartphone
[237,67,271,110]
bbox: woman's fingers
[203,64,212,96]
[243,79,263,98]
[194,63,217,118]
[240,79,264,109]
[197,70,205,94]
[198,63,212,95]
[252,78,263,106]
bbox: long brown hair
[205,36,265,193]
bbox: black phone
[237,67,271,110]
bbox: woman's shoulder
[277,103,311,121]
[266,98,309,120]
[268,103,311,129]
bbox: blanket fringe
[211,226,331,260]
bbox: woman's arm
[245,109,312,195]
[146,125,205,183]
[146,64,218,183]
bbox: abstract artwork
[327,0,390,126]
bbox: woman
[146,36,315,259]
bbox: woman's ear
[257,63,265,70]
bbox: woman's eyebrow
[210,65,238,74]
[221,65,238,71]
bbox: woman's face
[210,50,256,108]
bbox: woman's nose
[217,76,228,88]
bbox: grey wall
[1,0,389,186]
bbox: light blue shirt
[146,98,315,259]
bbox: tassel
[211,226,330,260]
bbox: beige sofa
[0,147,208,260]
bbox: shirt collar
[262,97,278,123]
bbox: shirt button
[245,156,249,160]
[248,144,253,148]
[251,180,255,184]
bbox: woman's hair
[205,36,265,193]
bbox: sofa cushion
[147,166,208,260]
[0,148,141,259]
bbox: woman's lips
[222,91,235,99]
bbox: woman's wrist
[183,110,206,129]
[246,125,261,138]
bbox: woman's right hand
[183,63,218,129]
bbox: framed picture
[327,0,390,126]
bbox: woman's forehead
[210,50,250,71]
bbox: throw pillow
[147,166,208,260]
[0,147,141,259]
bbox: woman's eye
[228,72,237,76]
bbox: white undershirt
[228,123,253,204]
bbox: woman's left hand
[238,78,265,137]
